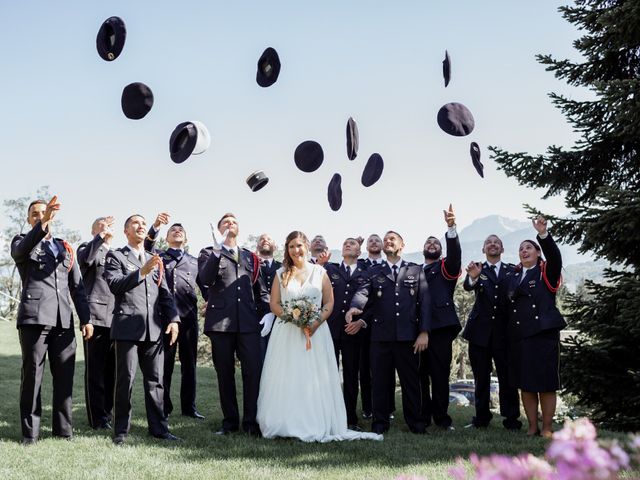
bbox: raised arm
[103,252,144,296]
[77,234,107,269]
[533,216,562,288]
[11,221,47,264]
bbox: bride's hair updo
[282,231,309,288]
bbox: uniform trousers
[84,325,115,428]
[18,325,76,440]
[163,321,198,416]
[113,338,168,437]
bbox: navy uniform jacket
[351,261,431,342]
[462,262,515,348]
[77,234,115,328]
[507,234,566,340]
[103,246,180,342]
[325,262,368,341]
[11,221,90,328]
[144,229,199,326]
[423,233,462,333]
[197,247,269,333]
[257,258,281,318]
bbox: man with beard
[78,216,116,430]
[420,204,462,430]
[309,235,331,265]
[347,231,431,434]
[360,234,384,268]
[104,214,180,444]
[255,233,281,359]
[463,235,522,430]
[144,213,204,420]
[325,237,369,430]
[197,213,268,436]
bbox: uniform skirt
[509,328,560,392]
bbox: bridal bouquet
[279,296,322,350]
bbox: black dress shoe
[96,422,113,430]
[503,419,523,431]
[245,428,262,437]
[371,426,387,435]
[214,428,237,436]
[362,411,372,420]
[152,432,181,441]
[409,427,427,434]
[112,435,126,445]
[21,437,37,445]
[182,410,205,420]
[348,424,363,432]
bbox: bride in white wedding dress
[257,231,382,442]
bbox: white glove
[209,223,229,252]
[259,313,276,337]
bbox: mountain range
[333,215,607,291]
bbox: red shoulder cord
[251,253,260,285]
[440,258,461,281]
[62,241,74,272]
[540,261,562,293]
[156,260,165,287]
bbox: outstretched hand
[466,261,482,280]
[42,195,61,228]
[532,215,548,236]
[443,203,456,227]
[153,212,170,230]
[316,250,331,265]
[140,254,162,276]
[209,223,229,252]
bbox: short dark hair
[124,214,145,229]
[27,199,47,215]
[217,213,236,228]
[385,230,404,242]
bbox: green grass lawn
[0,320,588,480]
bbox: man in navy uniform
[77,215,116,430]
[420,204,462,430]
[361,234,384,268]
[255,233,281,359]
[347,230,431,434]
[309,235,331,265]
[325,237,369,430]
[463,235,522,430]
[104,214,180,444]
[145,212,204,420]
[11,196,92,444]
[197,213,268,436]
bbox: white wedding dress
[257,264,382,442]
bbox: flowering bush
[396,418,639,480]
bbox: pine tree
[490,0,640,430]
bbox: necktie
[371,260,377,266]
[392,265,398,281]
[345,265,351,276]
[139,251,145,264]
[229,248,238,262]
[490,264,497,275]
[168,248,183,261]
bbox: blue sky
[0,1,585,253]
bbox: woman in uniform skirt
[507,216,566,438]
